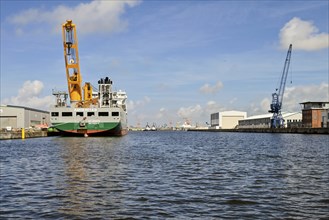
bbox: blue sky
[1,0,328,127]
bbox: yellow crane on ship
[62,20,94,106]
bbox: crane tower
[62,20,93,104]
[62,20,82,102]
[268,44,292,128]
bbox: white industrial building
[210,111,247,129]
[238,112,302,128]
[0,105,50,130]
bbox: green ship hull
[50,77,128,137]
[52,121,127,136]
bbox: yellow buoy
[22,128,25,139]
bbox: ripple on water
[0,132,328,219]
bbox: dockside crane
[268,44,292,128]
[62,20,93,105]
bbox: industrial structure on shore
[0,105,50,130]
[300,101,329,128]
[209,44,328,130]
[194,44,328,131]
[209,101,328,129]
[268,44,293,128]
[238,112,302,129]
[1,101,328,136]
[210,111,247,129]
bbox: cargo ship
[49,20,127,137]
[50,79,128,136]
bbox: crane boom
[62,20,82,102]
[277,44,292,108]
[269,44,292,128]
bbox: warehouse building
[0,105,50,130]
[210,111,247,129]
[300,101,329,128]
[238,112,302,128]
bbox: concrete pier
[188,127,329,134]
[0,130,48,140]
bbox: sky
[1,0,328,127]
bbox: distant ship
[151,123,157,131]
[143,123,151,131]
[143,122,157,131]
[49,20,127,137]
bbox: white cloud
[2,80,53,110]
[176,100,226,124]
[207,100,216,105]
[283,82,328,111]
[10,0,141,35]
[129,106,174,127]
[249,82,329,115]
[177,104,202,119]
[127,96,151,112]
[279,17,329,51]
[19,80,44,98]
[253,97,271,114]
[127,100,225,126]
[229,97,238,104]
[156,107,167,119]
[204,100,225,114]
[199,81,223,94]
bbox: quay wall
[2,128,328,139]
[0,130,48,140]
[188,128,329,134]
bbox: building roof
[219,110,247,116]
[212,110,247,115]
[0,104,49,114]
[300,101,329,104]
[242,113,272,120]
[241,112,301,121]
[300,101,329,110]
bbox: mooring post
[21,128,25,139]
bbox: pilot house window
[51,112,59,117]
[62,112,73,117]
[87,112,95,116]
[112,112,119,116]
[98,112,109,117]
[76,112,84,116]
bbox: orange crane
[62,20,93,104]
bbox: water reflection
[61,140,88,216]
[53,137,130,218]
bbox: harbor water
[1,131,328,219]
